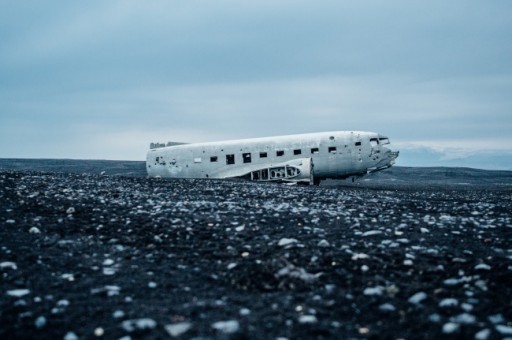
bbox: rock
[363,286,384,296]
[442,322,459,334]
[298,315,318,324]
[278,238,298,247]
[474,263,491,271]
[362,230,382,237]
[121,318,157,333]
[66,207,75,214]
[450,313,476,324]
[317,239,330,247]
[408,292,427,305]
[496,325,512,335]
[29,227,41,234]
[164,322,192,337]
[0,261,17,270]
[379,303,396,312]
[7,289,30,297]
[212,320,240,334]
[438,298,458,308]
[34,316,47,329]
[474,328,491,340]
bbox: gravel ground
[1,170,512,339]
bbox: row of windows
[209,145,358,165]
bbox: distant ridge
[1,159,511,187]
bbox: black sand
[1,162,511,339]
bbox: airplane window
[260,152,267,158]
[311,148,319,154]
[243,153,252,163]
[370,138,378,147]
[276,150,284,157]
[210,156,218,162]
[379,138,390,145]
[226,154,235,165]
[194,158,202,163]
[355,142,362,146]
[328,147,337,153]
[293,149,302,155]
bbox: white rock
[113,310,125,319]
[362,230,382,237]
[351,253,369,260]
[103,259,114,266]
[278,238,298,247]
[212,320,240,334]
[227,263,237,270]
[474,263,491,271]
[122,318,157,332]
[298,315,318,324]
[496,325,512,335]
[6,219,15,224]
[239,308,251,316]
[488,314,504,324]
[363,286,384,296]
[439,298,458,308]
[420,228,430,233]
[29,227,41,234]
[7,289,30,297]
[165,322,192,337]
[103,267,116,275]
[317,239,330,247]
[64,332,79,340]
[0,261,17,270]
[451,313,476,324]
[408,292,427,305]
[235,225,245,232]
[35,316,47,329]
[148,282,157,288]
[66,207,75,214]
[474,328,491,340]
[442,322,459,334]
[379,303,396,312]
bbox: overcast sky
[1,1,511,169]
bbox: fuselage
[146,131,398,184]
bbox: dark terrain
[1,159,511,339]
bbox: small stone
[6,219,15,224]
[496,325,512,335]
[450,313,476,324]
[239,308,251,316]
[164,322,192,337]
[121,318,157,333]
[148,282,157,288]
[7,289,30,297]
[113,310,125,319]
[29,227,41,234]
[227,263,237,270]
[364,286,384,296]
[278,238,298,247]
[103,259,114,266]
[474,263,491,271]
[408,292,427,305]
[66,207,75,214]
[102,267,116,275]
[379,303,396,312]
[64,332,79,340]
[361,265,369,272]
[475,328,491,340]
[443,278,460,286]
[442,322,459,334]
[439,298,458,308]
[94,327,104,336]
[403,259,413,266]
[298,315,318,324]
[0,261,17,270]
[420,228,430,233]
[317,239,330,247]
[362,230,382,237]
[212,320,240,334]
[35,316,47,329]
[488,314,504,324]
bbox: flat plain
[1,159,511,339]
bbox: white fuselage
[146,131,398,184]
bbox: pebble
[474,328,491,340]
[362,230,382,237]
[121,318,157,332]
[7,289,30,297]
[212,320,240,334]
[496,325,512,335]
[450,313,476,324]
[298,315,318,324]
[103,259,114,266]
[438,298,458,308]
[148,281,157,288]
[363,286,384,296]
[239,308,251,316]
[0,261,17,270]
[164,322,192,337]
[317,239,330,247]
[66,207,75,214]
[35,316,47,329]
[379,303,396,312]
[278,238,298,247]
[29,227,41,234]
[113,310,125,319]
[474,263,491,271]
[64,332,79,340]
[408,292,427,305]
[442,322,459,334]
